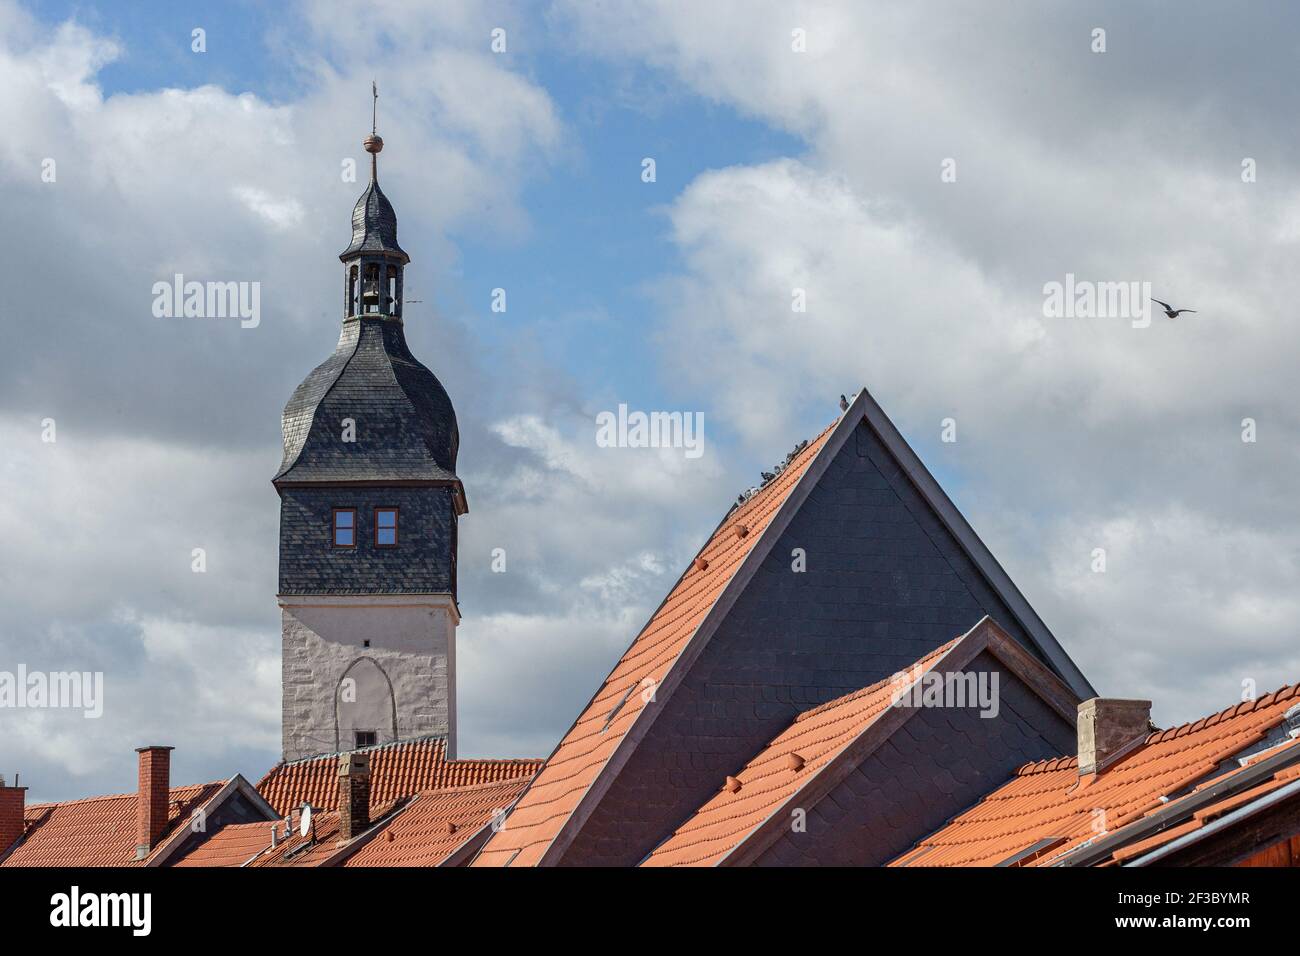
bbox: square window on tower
[375,507,398,547]
[332,508,356,548]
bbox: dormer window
[375,508,398,547]
[332,508,356,548]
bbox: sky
[2,0,1298,801]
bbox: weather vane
[371,79,378,135]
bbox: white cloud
[232,186,305,230]
[560,0,1300,726]
[0,3,576,797]
[1046,506,1300,725]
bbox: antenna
[299,802,313,839]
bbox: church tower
[274,113,466,762]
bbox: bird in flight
[1151,298,1197,319]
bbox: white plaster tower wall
[280,594,458,762]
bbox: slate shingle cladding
[341,179,409,261]
[278,485,456,594]
[752,651,1075,867]
[555,419,1051,866]
[275,317,459,484]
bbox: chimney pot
[1077,698,1151,775]
[338,752,371,841]
[0,777,27,854]
[135,745,174,860]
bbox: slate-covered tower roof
[273,126,463,504]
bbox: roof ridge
[413,775,538,797]
[729,420,837,521]
[1011,681,1300,777]
[1016,755,1079,776]
[24,780,224,811]
[1143,680,1300,745]
[276,734,447,768]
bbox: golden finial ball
[364,134,384,154]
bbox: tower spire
[364,80,382,182]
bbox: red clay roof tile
[175,775,535,868]
[255,736,541,816]
[346,777,533,867]
[2,783,225,868]
[171,820,278,868]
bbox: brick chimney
[135,746,174,859]
[1077,698,1151,775]
[0,775,27,854]
[337,752,371,841]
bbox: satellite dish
[299,804,313,839]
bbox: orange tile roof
[175,777,534,868]
[644,639,960,866]
[247,799,403,867]
[474,424,838,867]
[175,798,401,867]
[171,820,276,868]
[1103,738,1300,865]
[256,736,542,816]
[892,682,1300,867]
[2,783,224,867]
[346,777,533,867]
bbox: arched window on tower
[348,265,358,317]
[362,263,381,313]
[387,269,398,316]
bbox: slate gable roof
[472,421,837,867]
[475,388,1094,866]
[643,616,1079,866]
